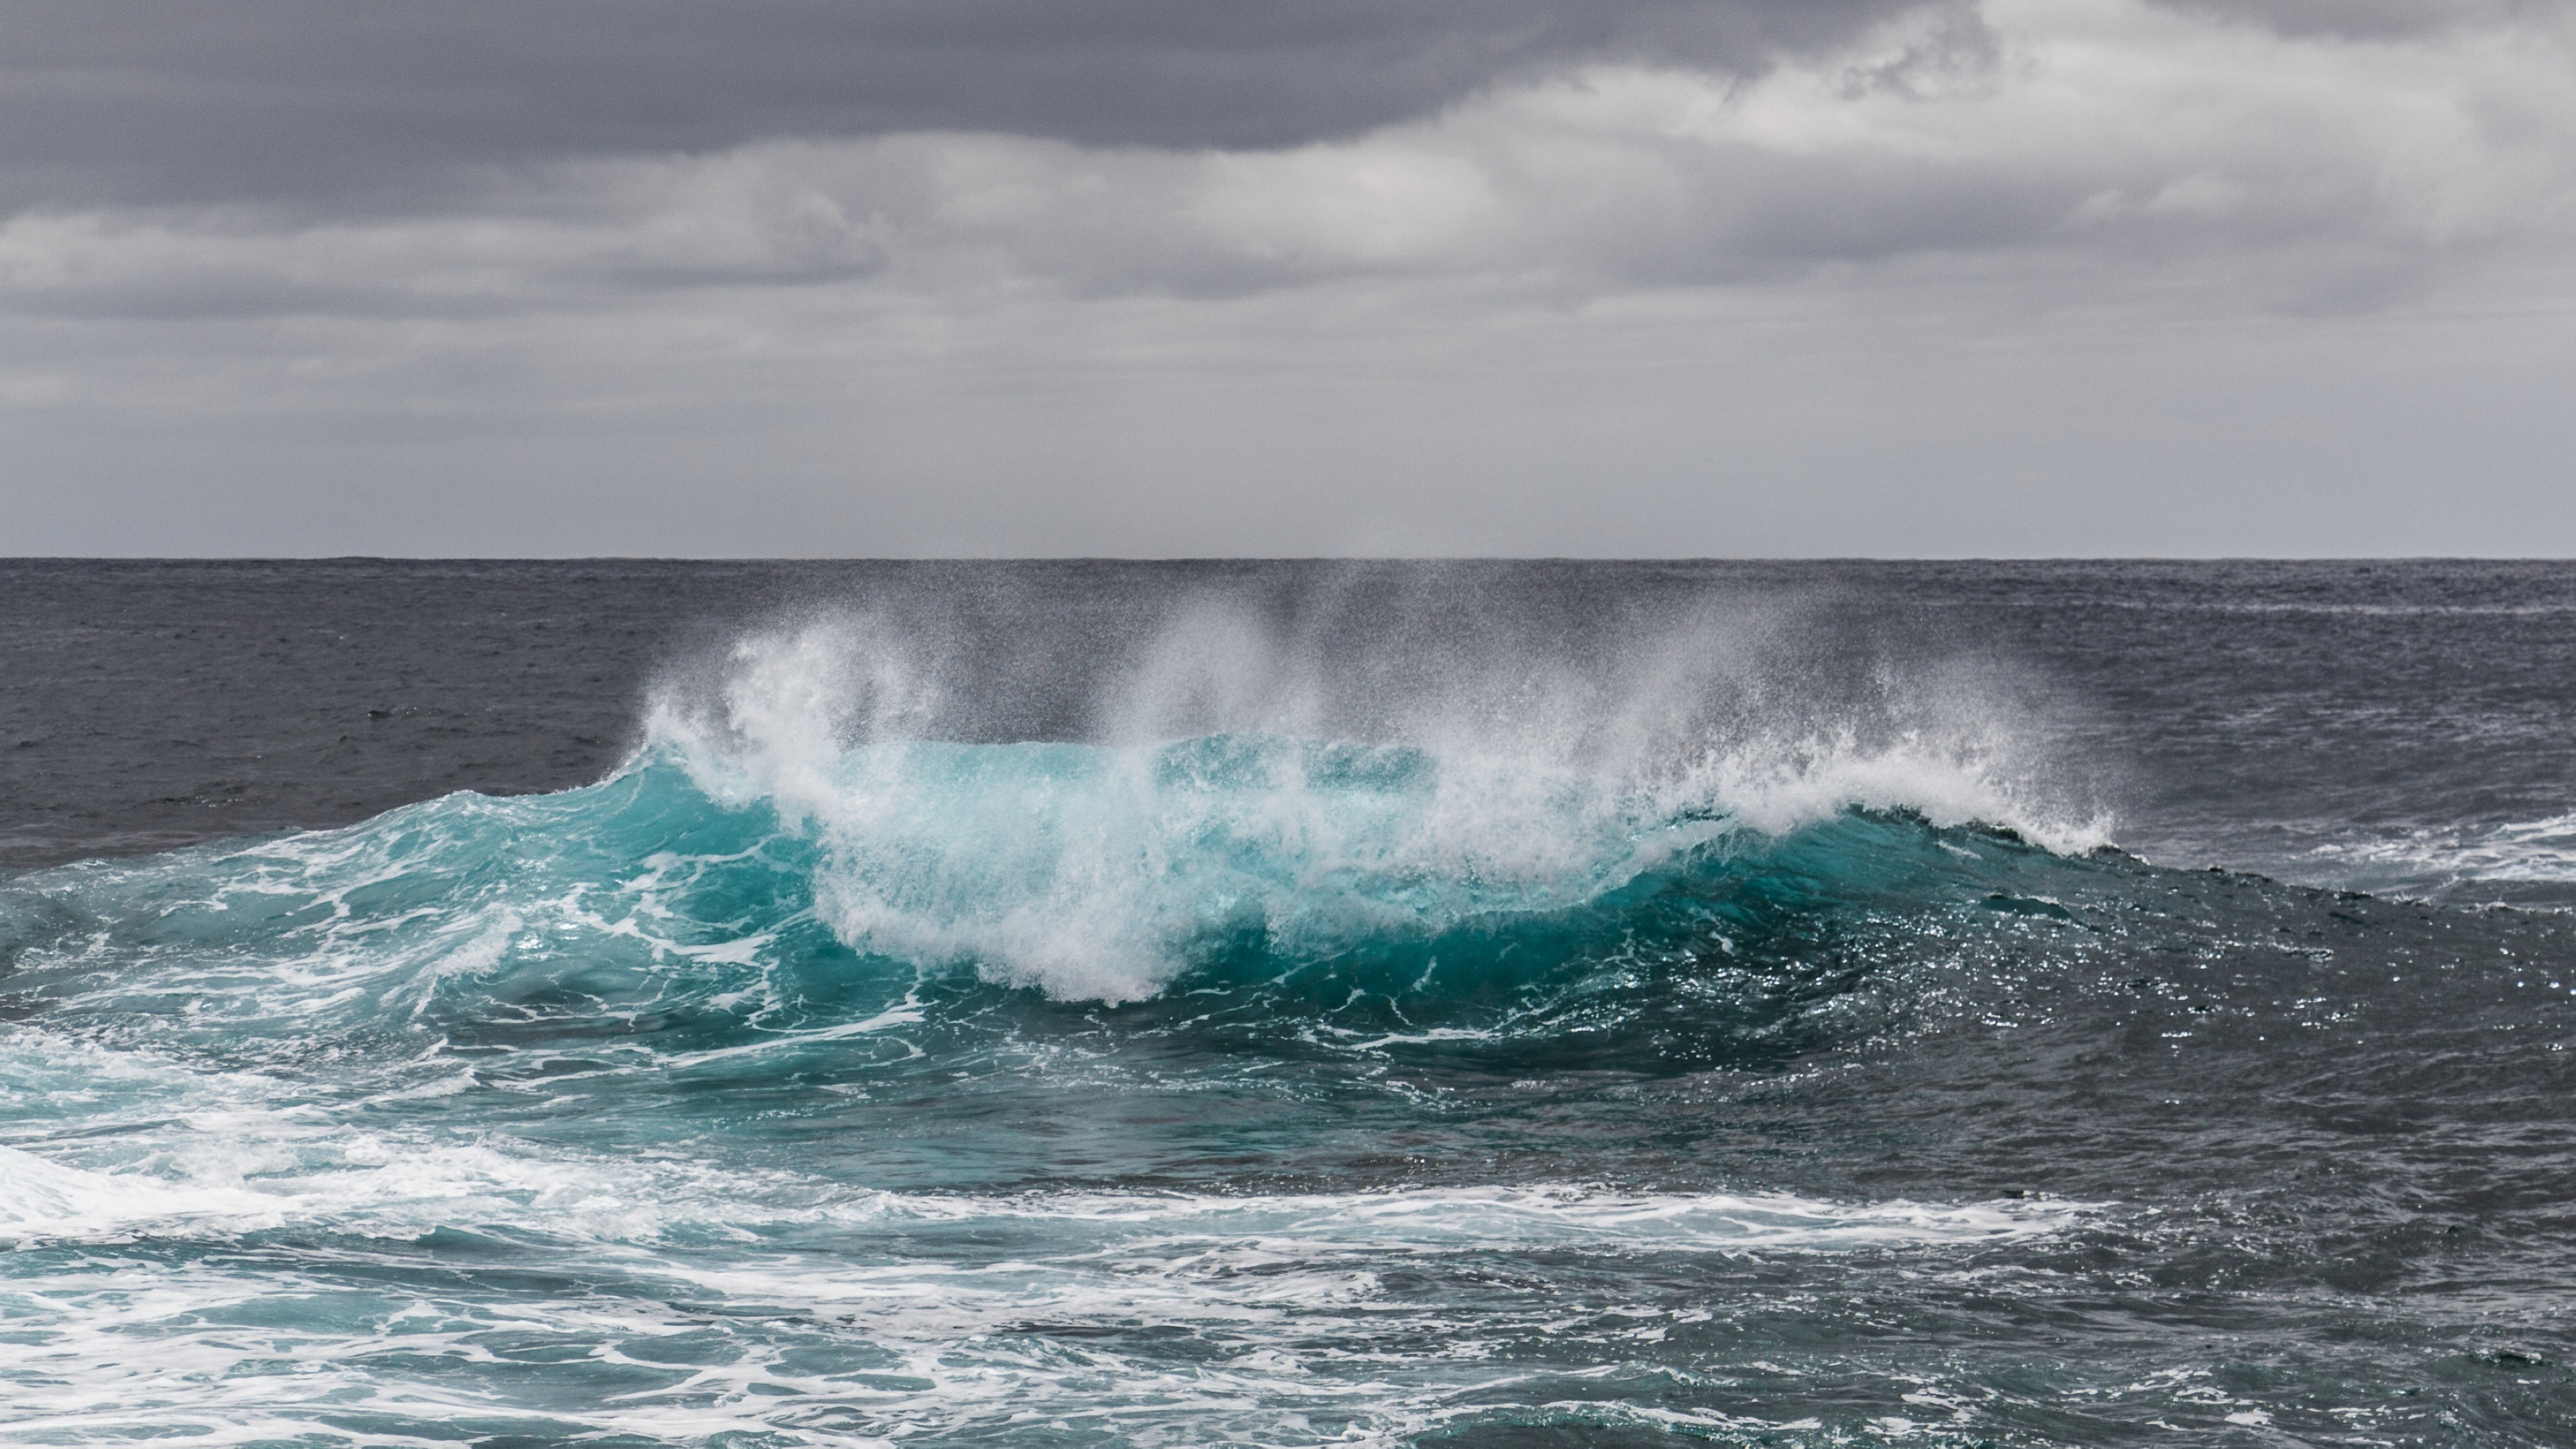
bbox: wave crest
[643,610,2105,1002]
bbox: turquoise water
[8,586,2576,1446]
[0,716,2117,1444]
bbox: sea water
[3,560,2573,1446]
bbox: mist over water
[4,561,2575,1446]
[642,584,2101,1002]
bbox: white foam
[0,1089,2100,1447]
[0,1170,2097,1446]
[0,1144,282,1238]
[644,612,2103,1003]
[2306,812,2576,890]
[0,1099,2094,1256]
[654,991,929,1069]
[835,1183,2088,1248]
[0,1232,1864,1449]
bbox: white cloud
[1,0,2573,554]
[9,0,2574,325]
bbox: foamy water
[9,561,2576,1446]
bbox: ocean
[3,559,2573,1447]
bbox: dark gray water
[3,559,2573,1446]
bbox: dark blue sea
[5,559,2575,1446]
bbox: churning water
[5,561,2575,1446]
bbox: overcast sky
[3,0,2573,556]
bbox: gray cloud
[2,0,2573,558]
[13,1,2567,331]
[2147,0,2542,40]
[0,0,1931,212]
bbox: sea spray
[11,560,2574,1447]
[641,602,2104,1000]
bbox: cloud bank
[3,0,2573,555]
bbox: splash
[642,598,2104,1000]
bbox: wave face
[8,571,2576,1448]
[0,741,2086,1089]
